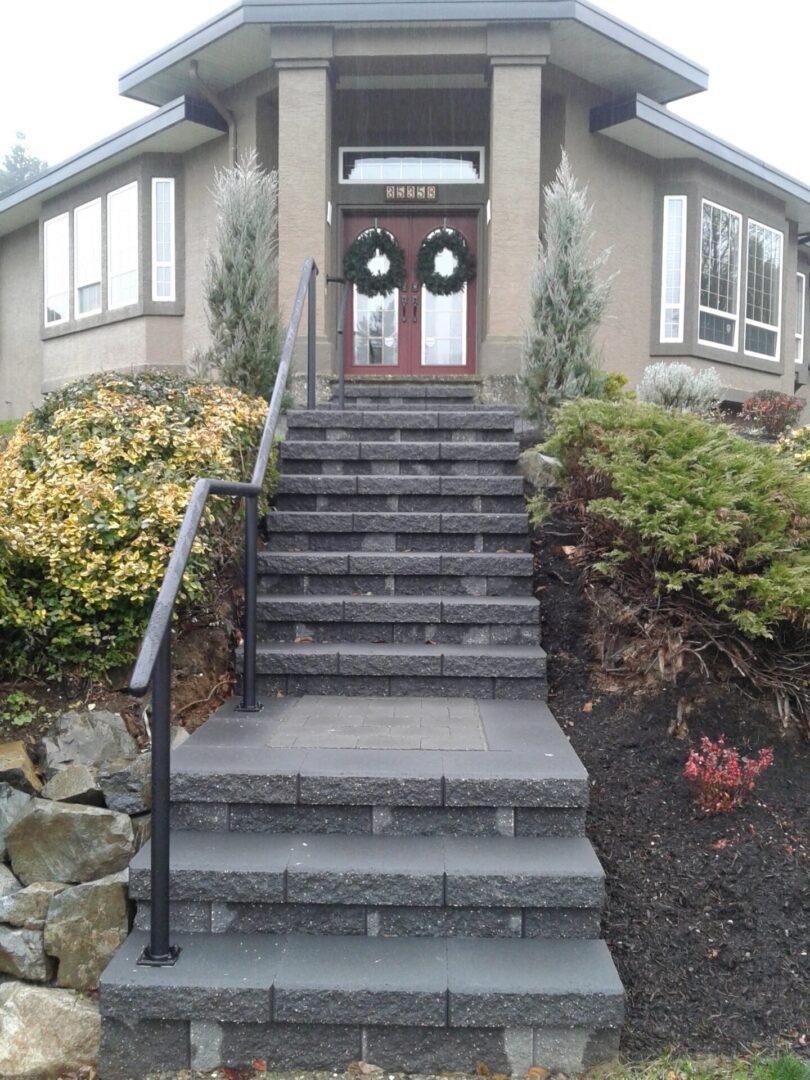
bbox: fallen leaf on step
[561,545,577,557]
[475,1064,492,1078]
[425,639,438,645]
[294,636,314,644]
[252,1060,267,1073]
[348,1062,384,1076]
[525,1069,551,1079]
[582,701,593,713]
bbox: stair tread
[100,932,624,1027]
[255,641,545,656]
[259,594,539,608]
[130,831,603,880]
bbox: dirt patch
[533,511,810,1060]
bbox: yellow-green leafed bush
[776,424,810,472]
[0,371,270,677]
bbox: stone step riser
[287,429,516,443]
[274,494,526,512]
[280,442,520,464]
[284,460,518,476]
[255,673,547,699]
[134,900,601,939]
[275,476,525,496]
[101,1017,620,1078]
[265,533,530,553]
[257,597,539,625]
[169,803,587,837]
[267,511,529,535]
[259,574,535,598]
[258,622,539,646]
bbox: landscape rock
[131,812,151,849]
[44,871,129,990]
[99,752,151,814]
[0,981,100,1078]
[0,864,21,897]
[40,709,138,780]
[6,801,134,885]
[0,742,41,794]
[40,762,103,805]
[0,925,54,981]
[518,448,562,492]
[0,783,33,859]
[0,881,65,929]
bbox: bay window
[107,182,139,309]
[151,178,175,302]
[698,199,741,351]
[43,213,69,325]
[73,199,102,318]
[797,273,807,364]
[744,220,783,360]
[660,196,687,343]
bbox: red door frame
[342,211,477,376]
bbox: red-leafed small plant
[741,390,804,438]
[683,735,774,813]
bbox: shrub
[683,735,773,813]
[636,361,721,414]
[776,423,810,471]
[197,150,280,400]
[520,152,614,432]
[741,389,804,438]
[544,398,810,728]
[0,371,270,679]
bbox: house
[1,0,809,417]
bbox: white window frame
[151,177,176,302]
[338,146,485,185]
[107,181,139,311]
[659,195,687,344]
[73,198,102,320]
[698,198,742,353]
[43,212,70,326]
[743,218,783,362]
[797,272,806,365]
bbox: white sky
[1,0,807,183]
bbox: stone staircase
[98,381,623,1079]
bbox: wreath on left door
[343,228,406,297]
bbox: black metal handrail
[129,257,318,966]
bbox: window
[43,213,69,325]
[660,196,687,343]
[699,200,742,351]
[107,182,139,309]
[340,148,484,183]
[744,220,783,359]
[151,178,175,302]
[73,199,102,318]
[797,273,806,364]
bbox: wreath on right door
[416,227,476,296]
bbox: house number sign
[385,185,438,202]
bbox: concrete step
[257,594,540,646]
[128,832,604,934]
[286,408,517,441]
[265,510,530,554]
[274,491,525,512]
[258,551,534,598]
[276,474,525,495]
[99,933,624,1078]
[245,642,546,698]
[279,440,520,476]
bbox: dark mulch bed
[533,512,810,1061]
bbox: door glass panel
[353,285,398,366]
[421,285,466,366]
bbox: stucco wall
[42,317,183,393]
[0,223,42,419]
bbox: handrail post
[337,282,348,410]
[239,494,261,712]
[307,268,317,409]
[138,630,180,967]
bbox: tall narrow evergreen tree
[200,150,280,400]
[521,152,614,430]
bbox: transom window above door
[340,148,484,184]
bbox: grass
[588,1054,810,1080]
[0,418,17,447]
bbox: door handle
[412,282,419,322]
[401,288,408,323]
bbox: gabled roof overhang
[591,94,810,231]
[117,0,708,108]
[0,96,227,239]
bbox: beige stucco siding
[0,223,42,419]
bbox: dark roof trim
[591,93,810,208]
[0,96,226,219]
[118,0,708,103]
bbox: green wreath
[343,228,406,297]
[416,227,476,296]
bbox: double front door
[343,212,477,376]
